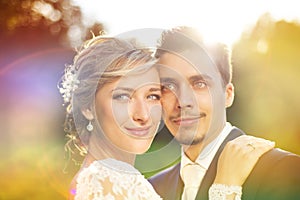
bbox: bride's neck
[84,133,136,166]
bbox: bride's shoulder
[75,158,162,200]
[96,158,141,174]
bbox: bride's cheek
[112,104,130,125]
[150,104,162,121]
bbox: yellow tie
[182,163,206,200]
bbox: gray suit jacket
[149,128,300,200]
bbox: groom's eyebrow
[160,77,176,83]
[189,74,212,82]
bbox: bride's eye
[147,94,161,101]
[112,93,131,101]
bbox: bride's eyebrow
[112,84,161,93]
[112,87,134,92]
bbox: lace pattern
[75,158,162,200]
[209,184,242,200]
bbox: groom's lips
[171,113,205,126]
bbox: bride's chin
[129,146,151,155]
[127,142,153,155]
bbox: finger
[245,141,275,160]
[252,141,275,156]
[236,136,275,150]
[245,137,275,150]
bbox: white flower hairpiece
[59,64,80,104]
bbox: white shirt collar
[180,122,234,174]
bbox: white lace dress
[75,158,242,200]
[75,158,162,200]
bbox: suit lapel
[172,163,184,200]
[195,128,245,199]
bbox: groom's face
[158,51,233,146]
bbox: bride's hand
[214,135,275,186]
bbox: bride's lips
[124,126,151,137]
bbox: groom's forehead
[157,51,219,80]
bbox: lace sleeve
[75,159,162,200]
[208,184,242,200]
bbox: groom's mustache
[167,112,206,122]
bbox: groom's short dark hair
[155,26,233,87]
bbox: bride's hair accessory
[59,64,80,104]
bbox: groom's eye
[161,82,177,92]
[193,81,207,89]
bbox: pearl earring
[86,120,93,132]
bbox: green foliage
[230,14,300,154]
[0,0,103,47]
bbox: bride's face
[95,66,162,154]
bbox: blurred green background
[1,1,300,199]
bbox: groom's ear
[225,83,234,108]
[81,108,94,120]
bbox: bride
[59,35,274,200]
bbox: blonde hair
[59,35,155,161]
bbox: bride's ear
[81,108,94,121]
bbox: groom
[149,26,300,200]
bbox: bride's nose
[130,99,150,124]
